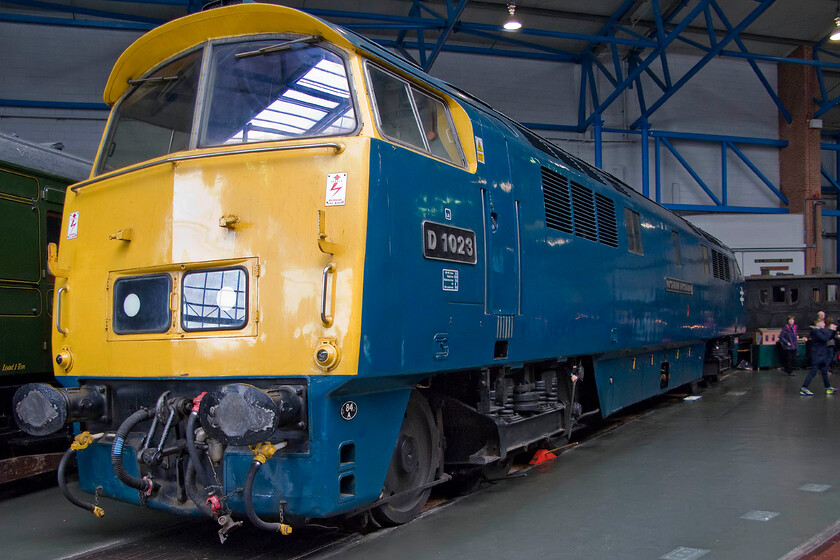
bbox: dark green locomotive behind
[0,133,90,467]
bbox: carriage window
[790,288,799,303]
[701,245,710,275]
[828,284,839,302]
[814,288,822,302]
[759,289,769,305]
[671,231,681,266]
[772,286,786,303]
[201,41,356,146]
[367,64,464,166]
[625,208,643,255]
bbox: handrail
[56,286,68,335]
[321,263,336,327]
[71,142,345,193]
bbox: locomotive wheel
[372,390,440,526]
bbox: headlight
[113,274,172,334]
[181,267,248,331]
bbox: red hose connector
[207,494,223,514]
[192,392,207,413]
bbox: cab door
[479,127,521,319]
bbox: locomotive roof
[104,3,454,106]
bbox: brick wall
[778,46,822,272]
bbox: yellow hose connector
[250,442,276,465]
[92,506,105,518]
[71,431,94,451]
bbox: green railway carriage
[0,133,90,460]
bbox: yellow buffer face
[53,139,369,379]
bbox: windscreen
[201,40,356,146]
[100,50,202,173]
[97,38,357,174]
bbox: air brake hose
[244,442,292,534]
[186,400,222,512]
[111,408,155,495]
[185,459,214,518]
[58,432,104,517]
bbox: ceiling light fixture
[832,1,840,41]
[503,2,522,31]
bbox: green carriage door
[0,193,46,374]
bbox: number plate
[422,221,477,264]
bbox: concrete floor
[4,368,840,560]
[331,368,840,560]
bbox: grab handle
[56,286,69,335]
[321,263,335,327]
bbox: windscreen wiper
[127,75,180,85]
[235,35,320,59]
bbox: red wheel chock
[529,449,557,465]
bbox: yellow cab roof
[103,4,355,105]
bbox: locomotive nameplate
[665,277,694,295]
[422,221,477,265]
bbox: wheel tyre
[371,391,440,526]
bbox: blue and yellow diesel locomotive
[13,4,744,536]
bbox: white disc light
[123,293,141,317]
[217,286,237,311]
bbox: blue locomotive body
[13,4,744,534]
[359,111,744,407]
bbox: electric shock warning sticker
[475,137,485,164]
[325,173,347,206]
[67,211,79,239]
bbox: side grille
[570,181,598,242]
[711,249,731,281]
[595,193,619,248]
[541,166,618,249]
[496,315,514,339]
[541,167,573,234]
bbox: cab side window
[366,64,464,166]
[625,208,643,255]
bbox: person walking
[801,318,839,396]
[779,315,798,376]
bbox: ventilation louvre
[595,193,619,248]
[711,249,731,281]
[542,166,618,249]
[541,167,573,234]
[570,181,598,242]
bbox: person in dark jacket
[779,315,798,376]
[801,319,838,396]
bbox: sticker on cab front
[67,211,79,239]
[325,173,347,206]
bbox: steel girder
[7,0,840,217]
[0,0,800,132]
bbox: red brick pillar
[779,46,822,273]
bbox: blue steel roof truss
[9,0,840,214]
